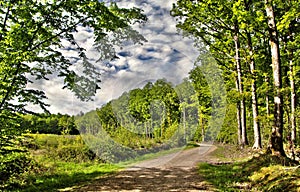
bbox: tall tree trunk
[265,76,270,117]
[183,107,186,141]
[234,23,248,146]
[246,31,261,149]
[145,123,148,139]
[263,76,270,145]
[199,110,205,142]
[286,28,296,151]
[283,32,296,158]
[235,78,242,145]
[265,0,285,156]
[289,51,296,158]
[289,59,296,142]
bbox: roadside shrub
[0,151,34,189]
[28,134,102,163]
[53,145,97,162]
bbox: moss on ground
[198,145,300,191]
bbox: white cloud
[29,0,199,115]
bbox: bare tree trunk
[183,107,186,141]
[145,123,148,139]
[263,76,270,145]
[199,111,205,142]
[290,60,296,139]
[161,107,165,138]
[150,117,153,138]
[234,23,248,146]
[265,0,285,156]
[283,32,296,158]
[265,76,270,117]
[235,78,242,145]
[246,31,261,149]
[286,30,296,150]
[289,53,296,158]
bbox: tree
[175,78,198,142]
[171,0,248,146]
[0,0,146,112]
[276,0,300,156]
[97,101,119,134]
[189,67,211,142]
[151,79,180,128]
[233,22,248,146]
[0,1,146,130]
[244,2,261,149]
[0,0,147,182]
[232,0,263,149]
[129,88,151,137]
[265,0,285,156]
[20,113,78,134]
[172,0,299,156]
[233,23,244,146]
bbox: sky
[30,0,200,115]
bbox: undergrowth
[198,145,300,191]
[4,134,199,191]
[1,134,120,191]
[9,161,119,192]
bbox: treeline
[21,114,79,135]
[97,79,185,149]
[93,63,225,149]
[171,0,300,156]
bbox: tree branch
[0,1,11,41]
[0,62,22,112]
[29,16,89,52]
[0,15,90,112]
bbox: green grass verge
[198,146,300,191]
[12,160,120,192]
[3,134,120,191]
[6,134,200,191]
[207,144,254,162]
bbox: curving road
[127,143,216,170]
[74,144,217,192]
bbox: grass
[198,145,300,191]
[6,134,200,191]
[207,144,254,162]
[11,159,120,192]
[3,134,120,191]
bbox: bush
[0,151,34,189]
[54,145,97,162]
[27,134,102,163]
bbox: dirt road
[74,144,217,192]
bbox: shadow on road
[75,167,214,192]
[69,145,216,191]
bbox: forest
[0,0,300,191]
[172,0,300,155]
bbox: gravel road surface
[74,144,217,192]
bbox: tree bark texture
[234,24,248,146]
[265,0,285,156]
[235,78,242,145]
[246,31,261,149]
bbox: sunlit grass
[16,160,120,192]
[249,165,300,191]
[198,145,300,191]
[198,162,250,191]
[7,134,200,191]
[4,134,120,191]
